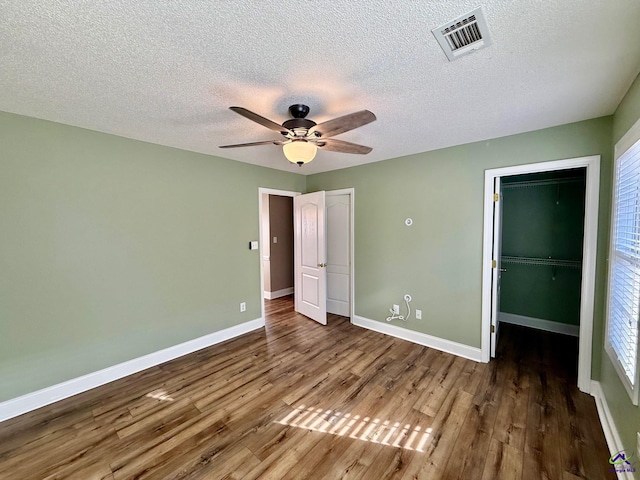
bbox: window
[606,119,640,405]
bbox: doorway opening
[258,188,300,322]
[258,188,354,326]
[481,156,600,393]
[261,193,295,301]
[498,168,586,382]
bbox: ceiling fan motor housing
[282,105,316,132]
[282,118,316,130]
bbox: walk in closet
[498,168,586,334]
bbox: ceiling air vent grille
[432,7,492,61]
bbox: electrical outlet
[240,302,246,312]
[416,309,422,320]
[393,304,400,315]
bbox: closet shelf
[501,256,582,269]
[501,176,584,189]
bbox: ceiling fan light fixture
[283,140,317,166]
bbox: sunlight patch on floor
[275,404,432,451]
[145,389,175,402]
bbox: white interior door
[326,194,350,316]
[294,191,327,325]
[490,177,503,358]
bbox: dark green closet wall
[499,169,586,326]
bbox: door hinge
[492,259,497,268]
[491,325,495,333]
[493,193,499,202]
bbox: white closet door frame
[480,156,600,394]
[490,177,503,358]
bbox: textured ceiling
[1,1,639,175]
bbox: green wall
[613,73,640,143]
[601,71,640,475]
[0,111,305,401]
[500,171,586,326]
[307,117,613,377]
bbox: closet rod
[501,255,582,269]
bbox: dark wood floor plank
[280,435,355,480]
[400,387,474,479]
[454,356,488,396]
[0,409,96,460]
[440,380,501,480]
[116,398,201,440]
[158,443,260,480]
[242,427,325,480]
[417,355,467,417]
[316,432,378,479]
[2,421,118,480]
[492,359,529,450]
[481,438,524,480]
[581,393,618,480]
[108,413,229,476]
[522,399,562,480]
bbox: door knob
[499,268,507,272]
[317,263,327,268]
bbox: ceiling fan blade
[219,140,284,148]
[309,110,376,138]
[229,107,290,134]
[316,138,372,154]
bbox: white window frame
[605,116,640,406]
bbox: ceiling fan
[220,104,376,166]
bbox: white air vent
[432,7,492,61]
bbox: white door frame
[480,155,600,394]
[326,188,355,319]
[258,187,355,322]
[258,188,300,322]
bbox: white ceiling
[1,1,639,175]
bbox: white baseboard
[499,312,580,337]
[264,287,294,300]
[352,315,482,362]
[590,381,635,480]
[0,317,264,423]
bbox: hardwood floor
[0,297,614,479]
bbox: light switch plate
[249,241,259,250]
[273,236,278,244]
